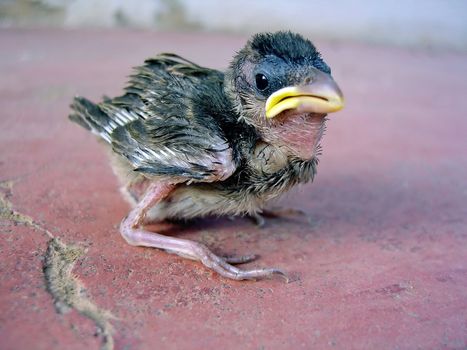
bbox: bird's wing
[100,53,237,183]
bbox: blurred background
[1,0,467,51]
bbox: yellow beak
[265,68,344,119]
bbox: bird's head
[225,31,344,160]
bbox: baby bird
[69,31,344,281]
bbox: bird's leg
[262,207,306,218]
[120,183,287,281]
[250,212,266,227]
[249,207,306,227]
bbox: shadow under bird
[69,31,344,281]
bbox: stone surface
[0,29,466,350]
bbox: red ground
[1,29,466,350]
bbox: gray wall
[1,0,467,50]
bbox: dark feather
[70,54,238,182]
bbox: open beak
[265,68,344,119]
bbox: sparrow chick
[69,31,344,281]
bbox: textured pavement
[1,29,466,350]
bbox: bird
[69,31,344,281]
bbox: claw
[195,244,286,281]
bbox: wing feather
[100,54,236,183]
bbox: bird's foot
[250,212,266,227]
[263,207,306,218]
[121,226,287,281]
[250,207,306,227]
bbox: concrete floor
[1,29,466,350]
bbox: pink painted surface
[0,29,466,350]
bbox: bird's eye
[255,74,269,91]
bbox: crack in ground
[44,238,115,350]
[1,179,115,350]
[0,180,53,238]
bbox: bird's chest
[247,141,289,175]
[226,140,302,203]
[232,139,316,202]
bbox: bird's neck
[254,113,326,161]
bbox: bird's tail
[69,96,113,143]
